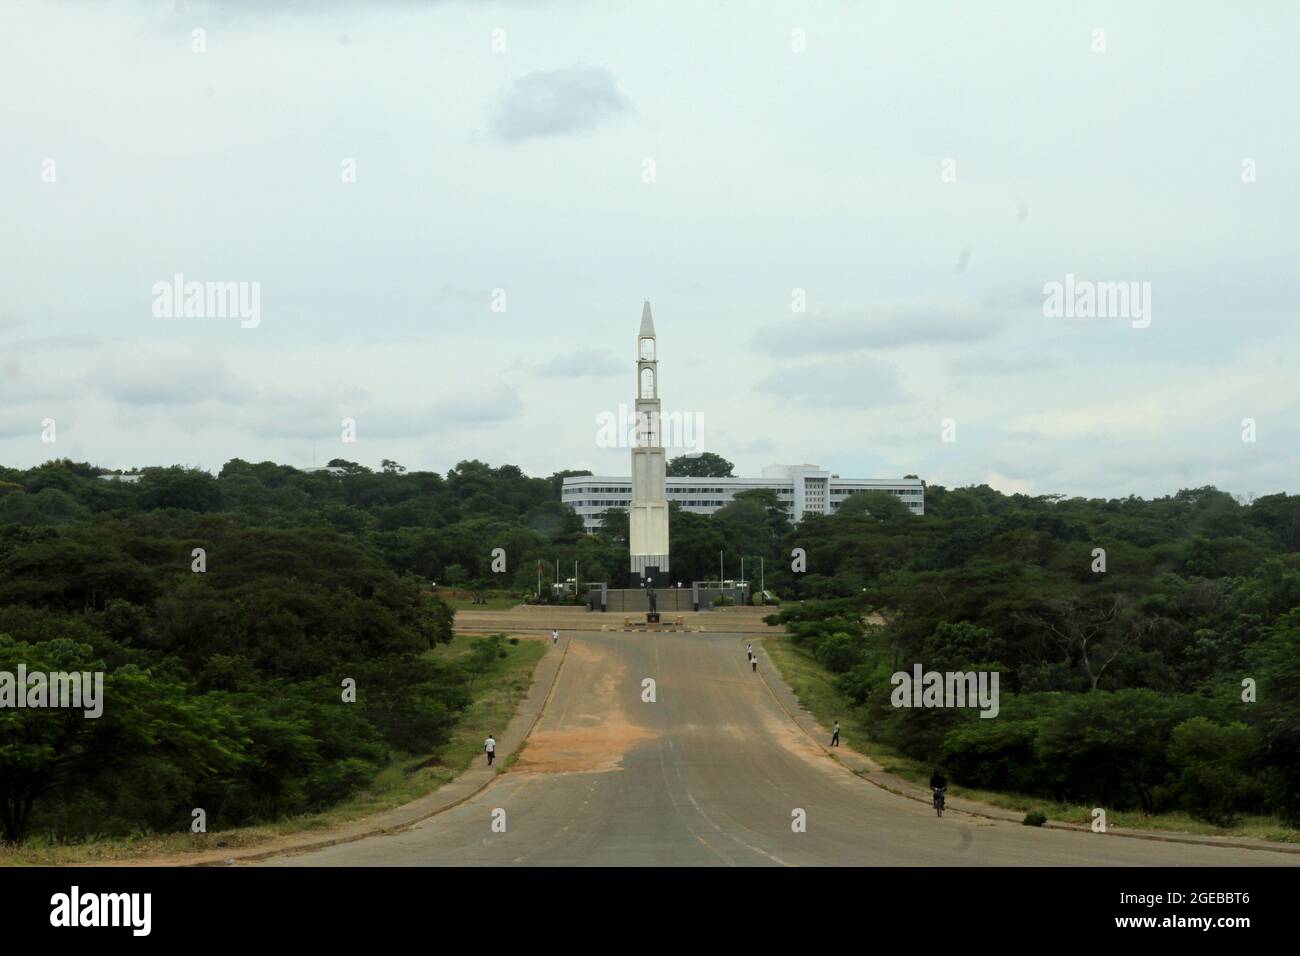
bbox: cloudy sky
[2,0,1297,499]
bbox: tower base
[630,555,668,588]
[628,563,665,588]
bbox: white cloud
[532,350,623,378]
[89,346,251,407]
[983,471,1034,495]
[487,66,632,142]
[759,300,1006,355]
[757,358,908,409]
[0,2,1296,500]
[947,352,1064,376]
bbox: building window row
[829,487,922,496]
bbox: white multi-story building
[562,464,923,534]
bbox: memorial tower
[629,301,670,584]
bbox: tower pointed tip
[639,300,655,338]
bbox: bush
[1023,811,1047,827]
[815,631,866,673]
[921,620,1000,672]
[836,663,877,706]
[1159,717,1264,827]
[1033,689,1203,811]
[941,716,1044,795]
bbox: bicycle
[932,787,946,817]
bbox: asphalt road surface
[266,633,1299,867]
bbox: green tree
[667,452,734,478]
[598,507,629,544]
[0,635,241,843]
[138,467,223,512]
[1161,717,1264,826]
[836,490,913,521]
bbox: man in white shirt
[746,642,753,661]
[751,654,758,674]
[485,734,496,766]
[552,628,559,646]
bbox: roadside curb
[115,638,573,868]
[755,637,1300,858]
[210,638,574,866]
[507,637,571,765]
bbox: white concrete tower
[629,300,669,580]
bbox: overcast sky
[2,1,1297,499]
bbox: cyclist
[930,770,947,812]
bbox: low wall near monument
[693,586,750,609]
[585,586,750,612]
[602,589,693,613]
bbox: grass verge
[763,635,1299,845]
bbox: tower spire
[639,300,655,338]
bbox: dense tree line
[770,485,1300,828]
[0,459,475,844]
[4,456,1297,839]
[0,454,782,844]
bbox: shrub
[1159,717,1264,827]
[1023,811,1047,827]
[815,631,866,673]
[941,716,1044,795]
[1033,689,1203,811]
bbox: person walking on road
[485,734,496,766]
[552,628,559,646]
[831,720,840,747]
[751,654,758,673]
[746,642,753,661]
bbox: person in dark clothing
[930,769,947,812]
[831,721,840,747]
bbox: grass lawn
[425,635,544,775]
[763,634,1300,845]
[0,634,547,866]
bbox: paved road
[266,633,1299,867]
